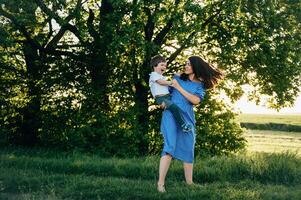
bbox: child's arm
[171,79,200,105]
[156,79,172,86]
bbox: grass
[238,114,301,132]
[244,130,301,155]
[0,146,301,200]
[1,114,300,199]
[237,114,301,126]
[238,114,301,155]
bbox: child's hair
[150,55,166,68]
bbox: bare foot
[157,183,166,193]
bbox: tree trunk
[16,42,42,145]
[85,0,114,113]
[88,51,110,112]
[134,55,154,155]
[134,81,150,154]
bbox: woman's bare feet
[157,183,166,193]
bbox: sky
[234,92,301,114]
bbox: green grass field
[238,114,301,155]
[1,114,301,199]
[237,114,301,126]
[0,147,300,200]
[244,130,301,155]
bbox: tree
[1,0,300,155]
[0,0,84,145]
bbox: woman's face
[184,60,194,75]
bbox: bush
[195,95,246,156]
[2,90,246,157]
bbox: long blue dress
[160,75,205,163]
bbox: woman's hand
[171,79,201,105]
[171,79,181,90]
[160,102,166,109]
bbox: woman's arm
[171,79,200,105]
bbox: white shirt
[149,72,170,97]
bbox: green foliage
[195,93,246,156]
[0,0,300,156]
[39,103,146,157]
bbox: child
[149,55,192,133]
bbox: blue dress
[160,75,205,163]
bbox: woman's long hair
[180,56,223,89]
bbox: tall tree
[0,0,84,145]
[1,0,300,155]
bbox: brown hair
[180,56,223,89]
[150,55,166,68]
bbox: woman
[157,56,223,192]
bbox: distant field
[237,114,301,126]
[244,130,301,155]
[237,114,301,155]
[237,114,301,132]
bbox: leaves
[0,0,300,154]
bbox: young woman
[157,56,223,192]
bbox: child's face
[154,62,167,74]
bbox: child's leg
[156,96,185,125]
[156,95,191,132]
[165,102,187,128]
[167,103,192,132]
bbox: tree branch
[46,18,53,41]
[0,7,43,51]
[34,0,64,24]
[153,0,180,46]
[43,49,84,62]
[0,3,85,63]
[201,2,224,29]
[35,0,84,47]
[46,26,69,50]
[143,6,155,41]
[87,9,99,41]
[167,1,225,64]
[153,20,173,46]
[167,31,197,65]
